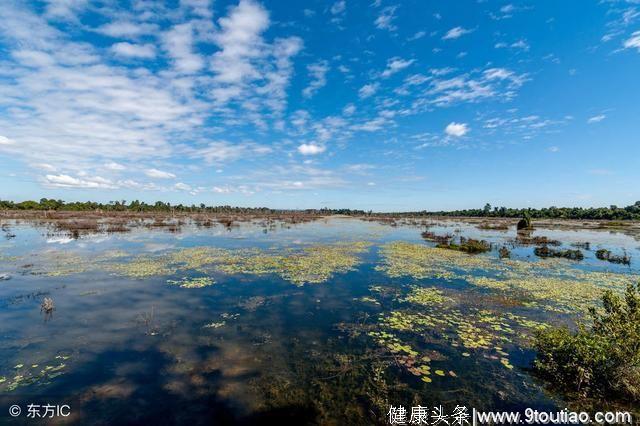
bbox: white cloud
[445,122,469,137]
[33,163,57,172]
[145,168,177,179]
[211,0,270,84]
[181,0,213,18]
[298,143,326,155]
[0,136,15,145]
[174,182,192,191]
[588,114,606,123]
[111,42,156,59]
[510,39,530,51]
[623,31,640,50]
[95,21,159,38]
[342,103,356,116]
[408,31,426,41]
[409,67,527,109]
[44,0,87,21]
[358,82,379,98]
[44,173,116,189]
[302,60,329,98]
[548,146,560,153]
[212,186,232,193]
[163,23,204,73]
[442,27,473,40]
[330,1,346,15]
[375,6,398,31]
[192,141,271,164]
[104,162,126,171]
[207,0,303,115]
[381,57,415,78]
[354,117,387,132]
[0,0,304,194]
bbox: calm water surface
[0,218,638,424]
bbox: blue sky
[0,0,638,211]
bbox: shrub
[517,212,532,231]
[533,282,640,401]
[534,246,584,261]
[596,249,631,265]
[499,246,511,258]
[436,237,491,254]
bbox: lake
[0,217,638,424]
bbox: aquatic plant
[499,246,511,259]
[595,249,631,265]
[0,355,70,393]
[376,241,495,280]
[403,286,452,306]
[167,276,215,289]
[436,237,491,254]
[534,282,640,401]
[421,231,452,244]
[534,246,584,261]
[111,257,177,278]
[41,297,54,313]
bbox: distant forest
[1,199,640,220]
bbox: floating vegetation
[358,296,380,305]
[367,307,532,381]
[37,252,90,276]
[595,249,631,265]
[376,241,496,280]
[534,246,584,261]
[110,257,177,278]
[376,242,639,314]
[167,276,215,289]
[203,321,226,328]
[171,242,372,285]
[0,355,70,393]
[403,286,452,306]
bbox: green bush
[533,282,640,401]
[595,249,631,265]
[436,237,491,254]
[534,246,584,261]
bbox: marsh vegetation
[0,215,639,423]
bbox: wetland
[0,214,639,424]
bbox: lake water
[0,217,639,425]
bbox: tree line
[421,202,640,221]
[1,199,640,220]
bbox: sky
[0,0,639,211]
